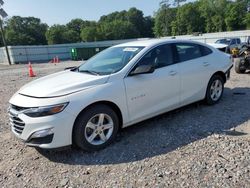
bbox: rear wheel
[73,104,119,151]
[235,58,246,74]
[205,75,224,105]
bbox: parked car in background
[215,38,242,53]
[208,43,228,53]
[8,39,233,151]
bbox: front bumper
[8,96,76,149]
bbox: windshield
[78,46,144,75]
[215,39,230,45]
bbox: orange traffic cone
[28,62,36,77]
[56,56,60,63]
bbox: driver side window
[137,44,174,69]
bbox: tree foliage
[5,16,48,45]
[154,4,177,37]
[1,1,250,46]
[80,7,154,42]
[154,0,250,37]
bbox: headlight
[23,103,69,117]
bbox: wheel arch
[204,71,226,104]
[211,71,226,83]
[73,100,123,131]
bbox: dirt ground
[0,61,249,188]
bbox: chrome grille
[8,106,26,135]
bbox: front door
[124,44,181,123]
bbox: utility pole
[0,0,11,65]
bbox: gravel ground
[0,61,249,188]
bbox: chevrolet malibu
[8,39,233,151]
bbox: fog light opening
[30,128,54,139]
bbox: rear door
[174,43,214,106]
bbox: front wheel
[205,75,224,105]
[73,104,119,151]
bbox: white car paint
[9,39,232,149]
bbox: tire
[205,75,224,105]
[73,104,119,151]
[235,58,246,74]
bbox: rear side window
[175,43,213,62]
[200,45,213,56]
[175,43,202,62]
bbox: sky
[3,0,164,25]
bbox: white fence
[162,30,250,43]
[0,30,249,65]
[0,39,139,64]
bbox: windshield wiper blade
[78,70,100,76]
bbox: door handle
[203,62,210,67]
[169,70,177,76]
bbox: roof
[115,38,203,48]
[115,38,170,47]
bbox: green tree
[154,4,177,37]
[5,16,48,45]
[99,20,140,40]
[46,25,65,44]
[66,19,85,42]
[63,30,80,43]
[244,13,250,29]
[160,0,187,7]
[46,24,82,44]
[225,1,248,31]
[176,3,205,35]
[127,8,145,36]
[198,0,228,33]
[66,19,85,35]
[155,0,188,36]
[80,25,99,42]
[81,8,153,41]
[143,16,155,38]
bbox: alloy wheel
[210,79,223,101]
[84,113,114,145]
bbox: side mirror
[130,64,155,76]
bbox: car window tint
[137,44,174,69]
[231,39,236,45]
[236,39,241,44]
[200,45,213,56]
[175,43,202,62]
[154,44,174,68]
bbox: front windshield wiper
[78,69,100,76]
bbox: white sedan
[9,39,233,151]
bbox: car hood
[18,70,110,98]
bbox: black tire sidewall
[205,75,224,105]
[73,104,119,151]
[235,58,246,73]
